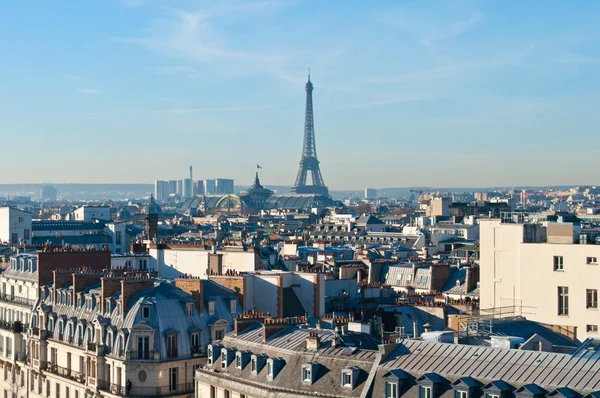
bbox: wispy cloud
[77,88,104,94]
[157,65,201,78]
[555,53,600,64]
[145,105,271,114]
[346,96,433,109]
[115,1,297,81]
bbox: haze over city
[1,0,599,188]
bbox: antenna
[308,68,310,81]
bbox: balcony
[0,294,36,308]
[127,351,158,361]
[0,320,24,333]
[166,349,178,359]
[41,362,84,382]
[98,383,193,397]
[191,345,202,356]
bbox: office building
[365,188,377,200]
[203,179,216,195]
[216,178,234,195]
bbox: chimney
[262,318,291,342]
[465,266,479,293]
[73,272,104,295]
[306,332,321,351]
[121,278,155,317]
[145,213,158,241]
[53,270,75,304]
[234,315,262,336]
[175,277,204,314]
[101,277,123,313]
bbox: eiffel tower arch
[291,73,329,196]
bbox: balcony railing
[128,351,157,360]
[191,345,202,356]
[0,320,24,333]
[0,294,36,307]
[40,362,83,382]
[97,382,193,397]
[166,349,178,359]
[98,381,126,396]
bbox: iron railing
[0,294,37,307]
[0,320,24,333]
[128,351,156,360]
[40,362,83,381]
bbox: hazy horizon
[2,1,599,188]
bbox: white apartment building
[0,253,38,398]
[73,206,111,223]
[480,219,600,340]
[0,207,33,246]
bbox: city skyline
[2,1,600,188]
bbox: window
[486,395,499,398]
[230,300,236,314]
[18,217,23,223]
[386,382,398,398]
[56,383,60,398]
[208,301,215,315]
[11,233,18,245]
[587,257,598,265]
[186,303,194,317]
[456,391,468,398]
[167,335,178,358]
[142,306,150,318]
[587,325,598,333]
[532,341,541,351]
[24,229,30,241]
[251,358,257,373]
[191,332,200,351]
[137,336,150,359]
[302,367,311,382]
[168,367,178,392]
[115,231,121,243]
[587,289,598,309]
[267,361,273,377]
[343,372,352,386]
[215,329,224,341]
[558,286,569,315]
[66,386,70,398]
[236,355,242,369]
[221,351,228,369]
[420,386,432,398]
[224,391,230,398]
[554,256,564,271]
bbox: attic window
[230,300,236,313]
[420,386,433,398]
[386,382,399,398]
[302,367,311,382]
[186,303,194,317]
[142,306,150,319]
[341,366,360,390]
[208,301,215,315]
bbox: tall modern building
[154,180,168,201]
[291,73,329,196]
[176,180,183,196]
[203,179,216,195]
[365,188,377,200]
[183,178,192,199]
[39,185,58,201]
[215,178,234,194]
[194,180,205,195]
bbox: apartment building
[480,219,600,340]
[195,316,600,398]
[21,272,241,398]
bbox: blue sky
[1,0,599,189]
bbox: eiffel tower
[291,72,329,196]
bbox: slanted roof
[417,373,445,385]
[515,384,547,396]
[548,388,582,398]
[483,380,514,392]
[452,376,482,389]
[383,369,409,381]
[490,318,579,347]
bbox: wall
[0,207,32,245]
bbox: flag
[257,164,262,169]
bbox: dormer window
[207,344,222,366]
[266,358,284,381]
[251,358,257,373]
[186,303,194,317]
[483,381,513,398]
[250,354,267,375]
[416,373,445,398]
[142,306,150,319]
[235,350,250,370]
[452,377,481,398]
[341,366,360,390]
[387,382,399,398]
[208,301,215,315]
[230,300,236,313]
[302,367,311,382]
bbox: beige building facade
[480,219,600,340]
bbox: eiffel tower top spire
[291,73,329,196]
